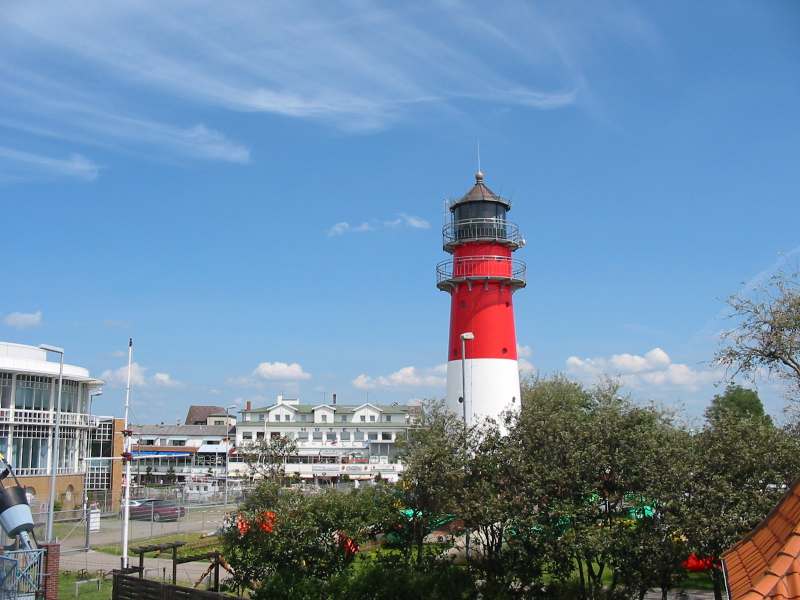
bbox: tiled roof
[450,171,511,209]
[722,480,800,599]
[184,405,226,425]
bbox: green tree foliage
[684,412,800,600]
[704,384,766,423]
[238,435,298,482]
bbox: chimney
[332,393,337,405]
[245,400,252,411]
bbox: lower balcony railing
[436,255,526,290]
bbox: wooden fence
[112,571,245,600]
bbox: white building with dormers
[231,395,419,483]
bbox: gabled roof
[185,405,226,425]
[723,480,800,599]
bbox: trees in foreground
[222,377,800,599]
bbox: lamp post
[223,404,236,505]
[458,332,474,563]
[459,332,474,427]
[40,344,64,543]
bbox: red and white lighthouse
[436,171,526,426]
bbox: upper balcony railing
[436,255,527,290]
[0,409,95,427]
[443,218,523,251]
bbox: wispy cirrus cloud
[2,310,43,329]
[0,147,98,181]
[328,214,430,237]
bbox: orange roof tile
[723,481,800,599]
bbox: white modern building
[0,342,103,511]
[233,395,418,483]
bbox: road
[53,504,233,551]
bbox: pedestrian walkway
[644,590,726,599]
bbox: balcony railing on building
[443,217,523,251]
[436,255,527,291]
[0,409,95,427]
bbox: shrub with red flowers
[222,482,395,596]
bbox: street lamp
[223,404,236,505]
[458,332,474,564]
[39,344,64,543]
[459,333,474,427]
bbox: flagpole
[121,338,133,569]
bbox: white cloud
[516,344,536,375]
[3,310,42,329]
[100,362,181,388]
[100,362,148,387]
[328,214,429,237]
[252,361,311,381]
[566,347,720,391]
[153,372,181,387]
[0,147,99,181]
[352,365,446,390]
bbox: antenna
[477,139,481,173]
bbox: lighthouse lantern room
[436,171,526,426]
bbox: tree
[396,400,467,564]
[238,436,298,482]
[716,271,800,397]
[684,412,800,600]
[704,384,766,423]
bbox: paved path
[59,550,214,586]
[643,591,725,599]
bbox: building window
[284,414,290,422]
[354,431,365,441]
[258,414,265,421]
[0,374,12,409]
[61,380,80,413]
[11,425,50,475]
[242,432,253,440]
[256,432,265,440]
[296,432,309,441]
[381,432,392,441]
[369,415,376,422]
[271,432,280,440]
[312,431,323,441]
[340,431,351,441]
[367,432,378,441]
[326,433,336,442]
[273,414,280,421]
[339,415,347,422]
[14,375,51,411]
[360,415,365,422]
[169,439,185,446]
[321,414,328,423]
[385,415,392,422]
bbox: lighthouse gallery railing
[436,255,526,289]
[442,217,523,248]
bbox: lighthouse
[436,171,526,426]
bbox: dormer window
[321,414,328,423]
[273,414,280,421]
[284,414,290,422]
[369,415,376,422]
[360,415,365,422]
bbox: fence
[4,549,43,599]
[0,555,15,600]
[112,571,244,600]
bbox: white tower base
[446,358,521,427]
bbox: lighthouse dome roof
[450,171,511,210]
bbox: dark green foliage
[704,384,766,423]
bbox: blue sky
[2,1,799,423]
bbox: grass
[60,572,113,600]
[93,532,221,559]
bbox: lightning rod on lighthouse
[436,171,526,426]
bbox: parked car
[123,499,186,522]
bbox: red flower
[682,553,715,572]
[235,514,250,536]
[259,511,277,534]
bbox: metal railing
[4,549,43,598]
[443,217,523,249]
[0,410,95,427]
[436,255,526,289]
